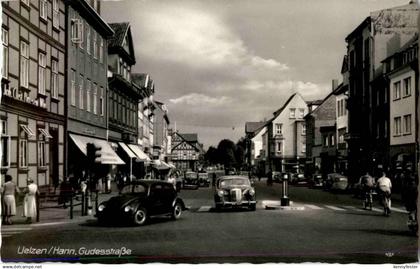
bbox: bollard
[281,173,290,206]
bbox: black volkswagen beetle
[96,180,186,226]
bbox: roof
[245,122,266,134]
[132,73,149,88]
[306,99,323,106]
[179,133,198,142]
[108,22,130,48]
[305,90,337,119]
[272,93,297,118]
[382,34,418,63]
[345,17,370,42]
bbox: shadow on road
[340,227,416,237]
[78,216,181,228]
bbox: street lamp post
[281,173,290,206]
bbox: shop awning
[118,142,137,159]
[152,159,171,170]
[127,144,151,162]
[69,134,125,165]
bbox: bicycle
[363,189,373,211]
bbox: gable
[172,141,199,152]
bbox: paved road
[1,181,418,264]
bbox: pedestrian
[401,165,417,216]
[377,171,392,216]
[58,177,73,208]
[2,175,20,225]
[23,178,39,223]
[267,169,273,186]
[212,173,217,187]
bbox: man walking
[377,171,392,216]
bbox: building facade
[171,132,203,172]
[1,0,66,187]
[153,101,170,161]
[265,93,308,173]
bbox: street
[1,181,417,264]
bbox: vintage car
[198,172,210,187]
[290,173,308,186]
[183,171,199,189]
[214,176,257,211]
[323,173,348,191]
[309,174,323,188]
[96,180,186,226]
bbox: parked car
[309,174,323,188]
[183,172,199,189]
[323,173,348,192]
[198,172,210,187]
[96,180,186,226]
[214,176,257,211]
[290,173,308,185]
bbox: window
[86,26,91,54]
[79,75,84,109]
[384,89,388,103]
[330,135,335,146]
[275,123,282,135]
[337,100,341,117]
[324,136,329,147]
[86,79,91,112]
[71,70,76,106]
[99,37,103,63]
[1,120,10,168]
[298,108,305,119]
[289,108,296,118]
[93,32,97,59]
[19,127,29,168]
[99,86,104,115]
[302,143,306,153]
[51,60,58,99]
[71,19,83,46]
[404,114,412,134]
[403,77,411,97]
[394,117,402,136]
[302,124,306,135]
[2,28,8,79]
[20,41,29,88]
[384,120,388,138]
[93,84,97,114]
[376,122,380,138]
[376,90,380,106]
[393,81,401,100]
[38,53,46,95]
[40,0,48,20]
[276,142,282,153]
[37,130,46,167]
[53,0,59,29]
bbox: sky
[101,0,410,149]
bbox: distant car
[96,180,186,226]
[183,172,199,189]
[309,174,323,188]
[324,173,348,191]
[214,176,257,211]
[272,171,282,183]
[198,172,210,187]
[291,173,307,185]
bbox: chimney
[332,79,338,91]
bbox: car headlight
[124,205,133,212]
[249,188,255,196]
[98,204,105,212]
[217,190,224,197]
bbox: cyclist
[377,171,392,216]
[360,172,375,210]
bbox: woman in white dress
[2,175,20,225]
[23,178,39,223]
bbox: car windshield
[186,172,196,179]
[219,178,250,188]
[120,183,147,194]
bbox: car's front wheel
[133,207,148,226]
[172,202,182,220]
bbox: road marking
[342,206,364,212]
[391,207,408,213]
[371,207,383,213]
[324,205,346,211]
[197,206,212,212]
[305,204,323,210]
[1,227,32,232]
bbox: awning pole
[130,158,133,181]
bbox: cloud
[169,93,232,106]
[134,4,289,74]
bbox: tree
[204,146,218,165]
[216,139,237,168]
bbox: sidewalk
[5,191,116,227]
